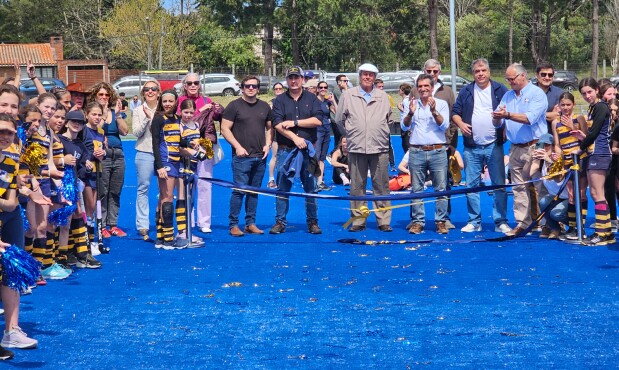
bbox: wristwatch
[294,119,299,127]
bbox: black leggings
[605,155,618,220]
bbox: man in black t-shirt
[119,92,129,119]
[221,76,273,237]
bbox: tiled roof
[0,43,56,66]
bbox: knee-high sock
[32,238,48,266]
[25,236,34,254]
[161,202,174,243]
[176,199,187,235]
[74,218,89,257]
[594,201,612,235]
[46,231,55,265]
[87,217,95,245]
[156,210,163,241]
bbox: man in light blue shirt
[492,63,548,236]
[401,74,450,234]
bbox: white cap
[358,63,379,74]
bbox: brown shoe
[506,225,526,237]
[539,226,552,238]
[139,229,149,236]
[408,222,424,234]
[244,224,264,234]
[229,226,245,237]
[378,225,392,232]
[548,229,561,239]
[308,222,322,234]
[436,221,448,234]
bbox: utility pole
[158,17,164,70]
[146,16,152,70]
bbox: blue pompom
[48,204,77,226]
[1,245,42,294]
[17,126,27,148]
[60,165,79,204]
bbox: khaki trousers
[348,152,392,227]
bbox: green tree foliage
[0,0,69,42]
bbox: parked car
[530,70,578,92]
[396,70,423,82]
[376,72,416,92]
[324,72,358,89]
[112,76,157,98]
[19,77,65,99]
[609,74,619,89]
[174,74,241,96]
[439,74,471,93]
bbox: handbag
[213,142,224,165]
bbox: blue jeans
[229,156,266,228]
[539,194,568,230]
[409,146,448,225]
[463,142,507,227]
[135,150,155,231]
[275,148,318,225]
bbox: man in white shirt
[452,58,511,234]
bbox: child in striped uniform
[82,102,107,254]
[551,92,589,240]
[151,89,188,249]
[177,99,207,244]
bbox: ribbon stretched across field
[200,177,518,202]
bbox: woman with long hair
[87,82,128,239]
[132,79,161,239]
[151,89,187,249]
[177,73,223,234]
[571,78,615,245]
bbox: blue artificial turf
[10,138,619,368]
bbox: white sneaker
[1,326,38,349]
[461,223,482,232]
[90,242,101,256]
[200,227,212,233]
[495,223,513,234]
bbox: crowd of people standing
[1,56,618,360]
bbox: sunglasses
[318,86,328,89]
[505,73,522,83]
[0,129,16,136]
[339,80,349,83]
[425,69,440,74]
[143,86,159,92]
[539,72,554,78]
[185,81,200,86]
[97,92,110,97]
[243,84,259,89]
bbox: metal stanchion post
[572,153,584,243]
[183,159,204,248]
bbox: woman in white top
[132,79,161,239]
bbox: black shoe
[76,254,103,269]
[0,346,13,360]
[66,253,78,266]
[584,232,616,246]
[378,225,393,232]
[349,225,366,232]
[269,221,286,234]
[308,222,322,234]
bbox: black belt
[411,144,445,151]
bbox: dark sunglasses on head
[243,84,259,89]
[143,86,159,92]
[185,81,200,86]
[539,72,554,78]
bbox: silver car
[112,76,156,98]
[174,74,241,96]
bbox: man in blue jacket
[452,58,511,234]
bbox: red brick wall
[58,59,108,89]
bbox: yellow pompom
[23,143,45,176]
[198,138,214,159]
